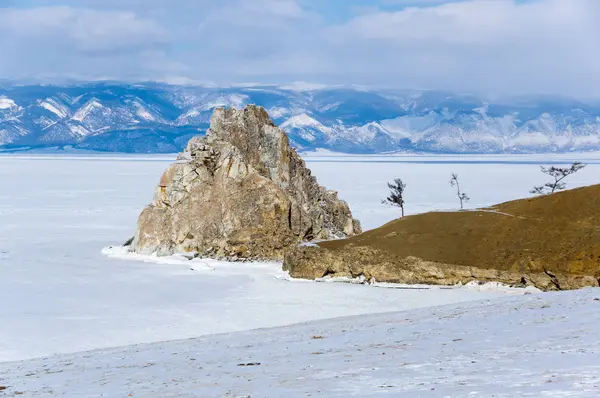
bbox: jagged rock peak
[131,105,361,259]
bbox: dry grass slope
[285,185,600,290]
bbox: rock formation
[131,105,361,259]
[284,185,600,291]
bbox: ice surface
[1,154,599,364]
[2,288,599,397]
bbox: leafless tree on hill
[530,162,586,195]
[382,178,406,217]
[450,173,469,210]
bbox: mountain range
[2,82,600,154]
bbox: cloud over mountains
[1,0,599,97]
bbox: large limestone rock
[131,105,361,259]
[284,185,600,291]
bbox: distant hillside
[2,82,600,154]
[284,185,600,291]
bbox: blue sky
[1,0,599,97]
[299,0,458,22]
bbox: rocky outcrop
[284,247,599,291]
[284,185,600,291]
[131,105,361,259]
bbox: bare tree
[382,178,406,217]
[450,173,469,210]
[530,162,586,195]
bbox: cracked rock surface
[131,105,361,259]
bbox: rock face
[131,105,361,259]
[284,185,600,291]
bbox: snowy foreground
[1,154,599,395]
[2,289,599,397]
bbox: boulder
[131,105,361,259]
[283,185,600,291]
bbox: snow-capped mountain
[2,82,600,153]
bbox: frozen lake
[1,154,599,362]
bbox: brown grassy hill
[283,185,600,291]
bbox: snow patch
[316,275,539,295]
[509,132,552,147]
[381,112,441,139]
[132,101,155,121]
[0,96,17,110]
[318,102,341,112]
[102,245,284,276]
[180,108,200,119]
[266,107,289,119]
[71,95,84,105]
[39,99,69,118]
[101,245,196,266]
[68,123,91,138]
[460,280,541,294]
[72,99,103,122]
[281,113,333,134]
[351,122,388,141]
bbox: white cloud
[324,0,600,96]
[333,0,597,43]
[1,0,600,97]
[0,6,173,80]
[0,6,168,52]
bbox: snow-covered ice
[2,288,599,397]
[0,154,516,362]
[1,153,599,395]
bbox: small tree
[530,162,586,195]
[450,173,469,210]
[382,178,406,217]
